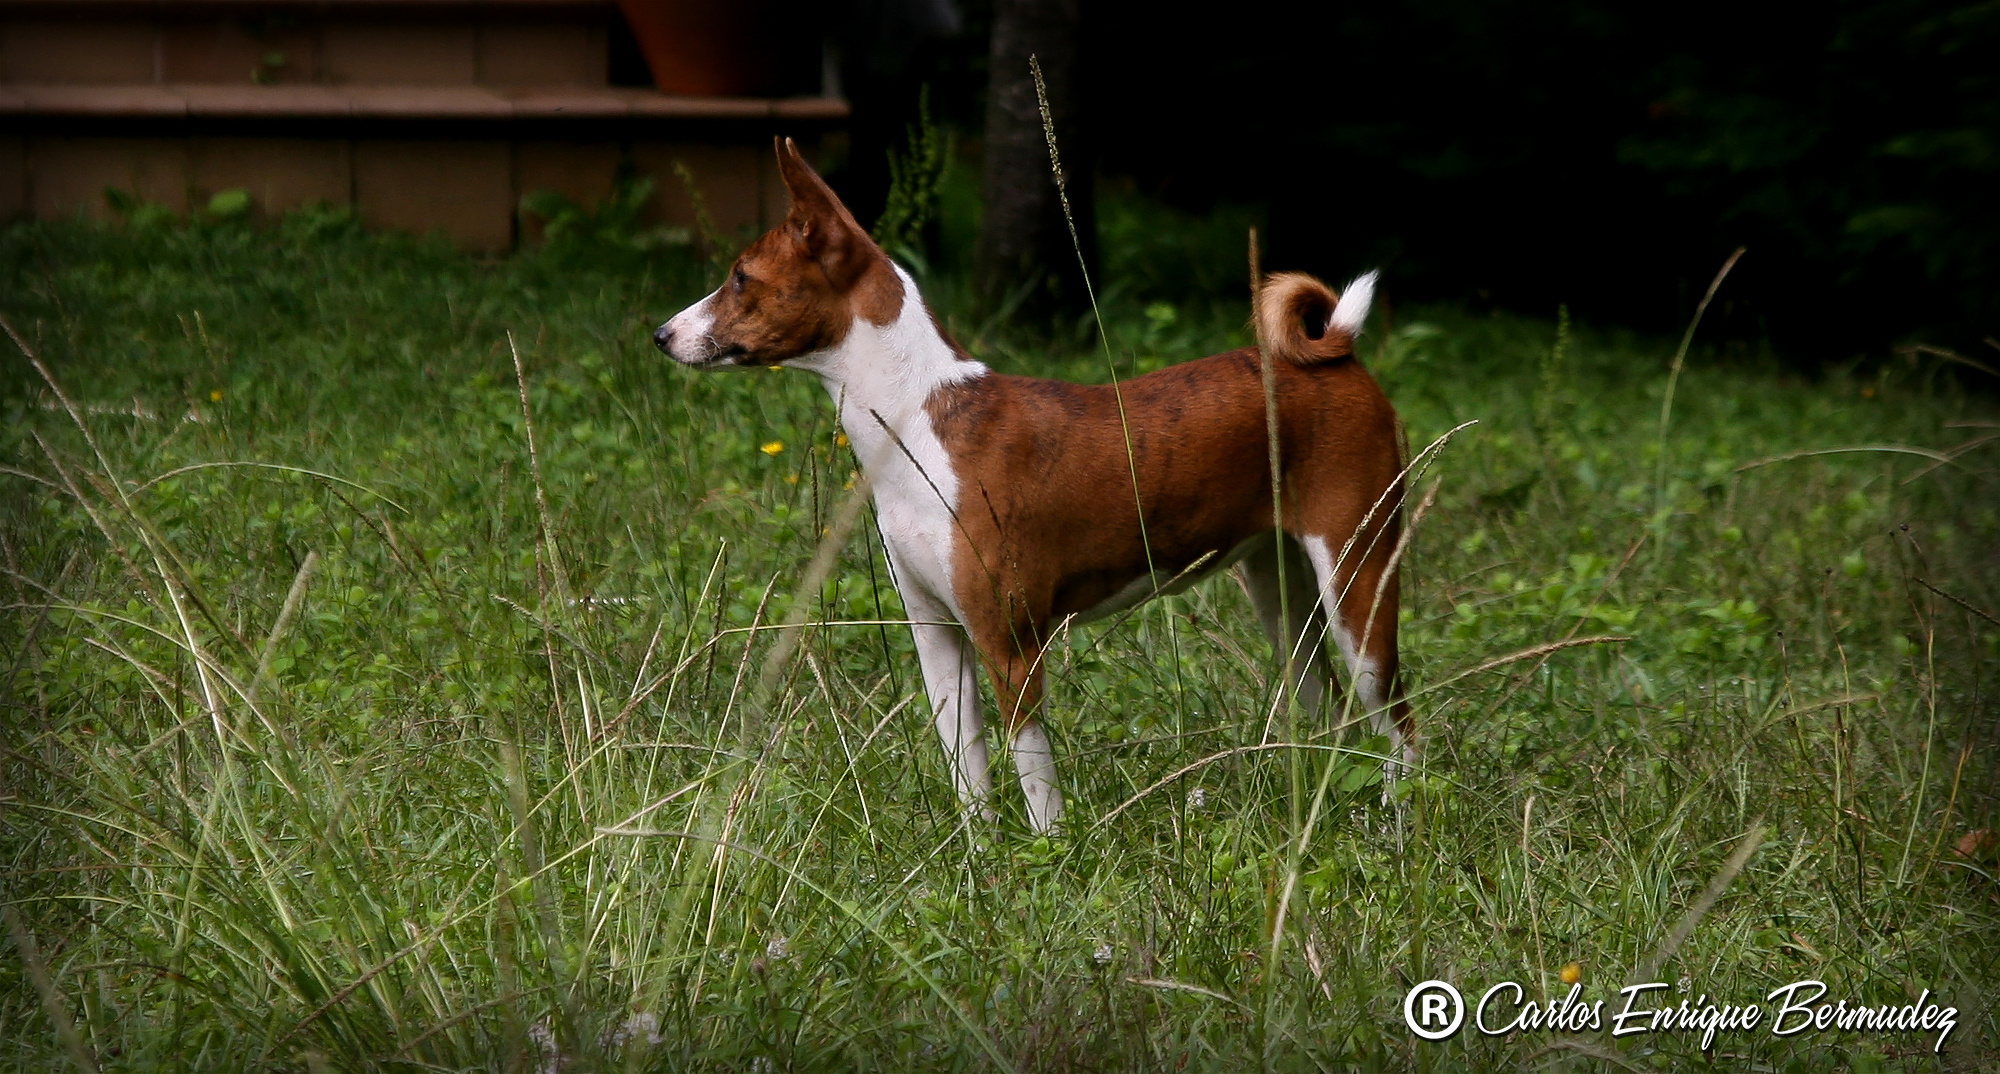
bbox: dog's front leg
[903,591,995,822]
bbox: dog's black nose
[652,323,673,353]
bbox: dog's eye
[731,268,748,291]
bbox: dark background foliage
[834,0,1998,360]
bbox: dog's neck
[783,265,987,467]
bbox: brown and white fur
[656,140,1411,833]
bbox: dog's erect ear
[775,137,874,285]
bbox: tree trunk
[976,0,1094,325]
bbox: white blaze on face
[661,287,722,365]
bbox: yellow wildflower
[210,389,224,402]
[760,441,784,456]
[1559,962,1582,986]
[834,433,849,448]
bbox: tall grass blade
[1652,247,1745,516]
[2,904,100,1073]
[1630,820,1765,986]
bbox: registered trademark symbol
[1404,979,1465,1040]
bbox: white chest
[844,397,964,610]
[781,266,986,615]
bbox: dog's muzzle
[653,323,712,365]
[655,324,738,367]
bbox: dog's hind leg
[1237,534,1334,718]
[1300,531,1414,775]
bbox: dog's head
[654,139,904,368]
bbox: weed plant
[0,201,1995,1071]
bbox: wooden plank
[0,84,849,122]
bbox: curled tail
[1255,270,1377,365]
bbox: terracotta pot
[616,0,798,97]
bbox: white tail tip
[1329,270,1378,337]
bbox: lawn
[1,202,1995,1072]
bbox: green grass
[1,204,1996,1072]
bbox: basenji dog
[655,139,1410,833]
